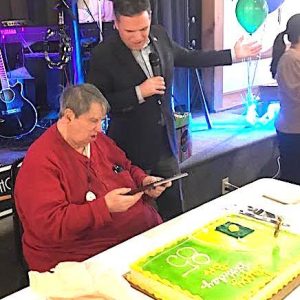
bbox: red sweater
[15,125,162,271]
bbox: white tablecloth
[3,178,300,300]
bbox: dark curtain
[26,0,58,25]
[150,0,159,24]
[156,0,190,111]
[0,1,12,21]
[0,0,57,25]
[0,0,28,21]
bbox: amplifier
[1,19,30,27]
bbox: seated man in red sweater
[15,83,170,272]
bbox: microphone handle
[152,65,161,77]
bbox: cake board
[124,272,300,300]
[124,273,156,300]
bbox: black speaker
[47,68,63,112]
[25,56,63,113]
[24,57,47,111]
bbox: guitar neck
[0,50,9,90]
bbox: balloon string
[278,7,282,24]
[249,21,267,91]
[246,57,253,105]
[253,21,266,85]
[246,33,255,106]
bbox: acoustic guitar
[0,49,37,138]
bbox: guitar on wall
[0,49,37,138]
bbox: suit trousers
[147,154,184,221]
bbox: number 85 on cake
[125,214,300,300]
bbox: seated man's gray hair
[59,83,110,118]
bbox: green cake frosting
[133,215,300,300]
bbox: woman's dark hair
[270,14,300,78]
[113,0,151,19]
[270,32,286,78]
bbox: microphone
[149,52,161,77]
[149,52,164,105]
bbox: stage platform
[181,108,279,211]
[0,108,279,206]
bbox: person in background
[78,0,116,41]
[87,0,262,221]
[14,83,170,272]
[270,14,300,185]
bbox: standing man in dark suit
[87,0,261,221]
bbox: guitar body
[0,81,37,138]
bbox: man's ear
[64,108,75,122]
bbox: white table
[3,178,300,300]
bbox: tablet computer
[127,172,188,195]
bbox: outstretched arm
[233,36,262,61]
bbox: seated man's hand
[104,188,143,213]
[142,176,171,199]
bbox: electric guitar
[0,49,37,138]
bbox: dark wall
[156,0,202,112]
[0,0,28,21]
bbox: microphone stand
[194,68,212,129]
[55,0,76,21]
[186,0,212,129]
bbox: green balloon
[235,0,269,34]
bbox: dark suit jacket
[88,25,232,169]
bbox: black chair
[10,157,29,279]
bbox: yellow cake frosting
[126,214,300,300]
